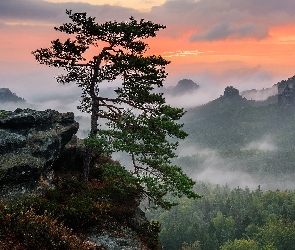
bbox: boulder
[0,108,79,198]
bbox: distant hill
[175,81,295,186]
[165,79,200,95]
[0,88,26,103]
[182,84,293,151]
[185,86,251,120]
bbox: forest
[178,86,295,188]
[147,83,295,249]
[147,182,295,250]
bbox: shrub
[0,204,97,249]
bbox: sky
[1,0,295,189]
[0,0,295,106]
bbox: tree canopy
[147,183,295,250]
[32,10,199,208]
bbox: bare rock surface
[0,108,79,198]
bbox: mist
[175,138,295,191]
[241,85,278,101]
[162,65,282,108]
[243,135,277,151]
[1,62,292,192]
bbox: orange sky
[0,0,295,96]
[2,23,294,76]
[146,25,295,76]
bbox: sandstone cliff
[0,108,79,198]
[0,108,159,249]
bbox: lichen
[0,110,6,119]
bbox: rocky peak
[168,79,200,95]
[278,75,295,108]
[224,86,240,99]
[0,108,79,198]
[0,88,26,103]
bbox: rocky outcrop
[0,108,79,198]
[224,86,240,98]
[166,79,200,95]
[87,220,149,250]
[278,75,295,108]
[0,108,160,249]
[0,88,26,103]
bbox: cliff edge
[0,108,160,250]
[0,108,79,198]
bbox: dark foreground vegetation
[0,155,160,249]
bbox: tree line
[147,182,295,250]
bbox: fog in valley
[175,136,295,191]
[1,68,293,192]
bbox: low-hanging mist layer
[176,78,295,191]
[2,75,295,191]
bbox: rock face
[278,75,295,108]
[0,108,79,197]
[0,108,159,249]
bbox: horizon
[1,0,295,105]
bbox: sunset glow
[1,0,295,95]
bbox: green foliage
[32,10,199,208]
[220,239,260,250]
[98,163,142,209]
[138,220,161,249]
[147,182,295,250]
[254,215,295,250]
[182,241,201,250]
[96,106,199,208]
[0,110,6,118]
[0,159,152,248]
[212,214,236,245]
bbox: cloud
[241,85,278,101]
[163,50,204,58]
[190,22,269,41]
[243,135,277,151]
[164,86,220,109]
[0,0,61,23]
[1,0,294,42]
[196,167,260,189]
[149,0,295,41]
[176,141,295,190]
[0,0,138,24]
[227,0,295,17]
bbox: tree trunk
[81,57,101,181]
[82,145,92,182]
[82,56,101,182]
